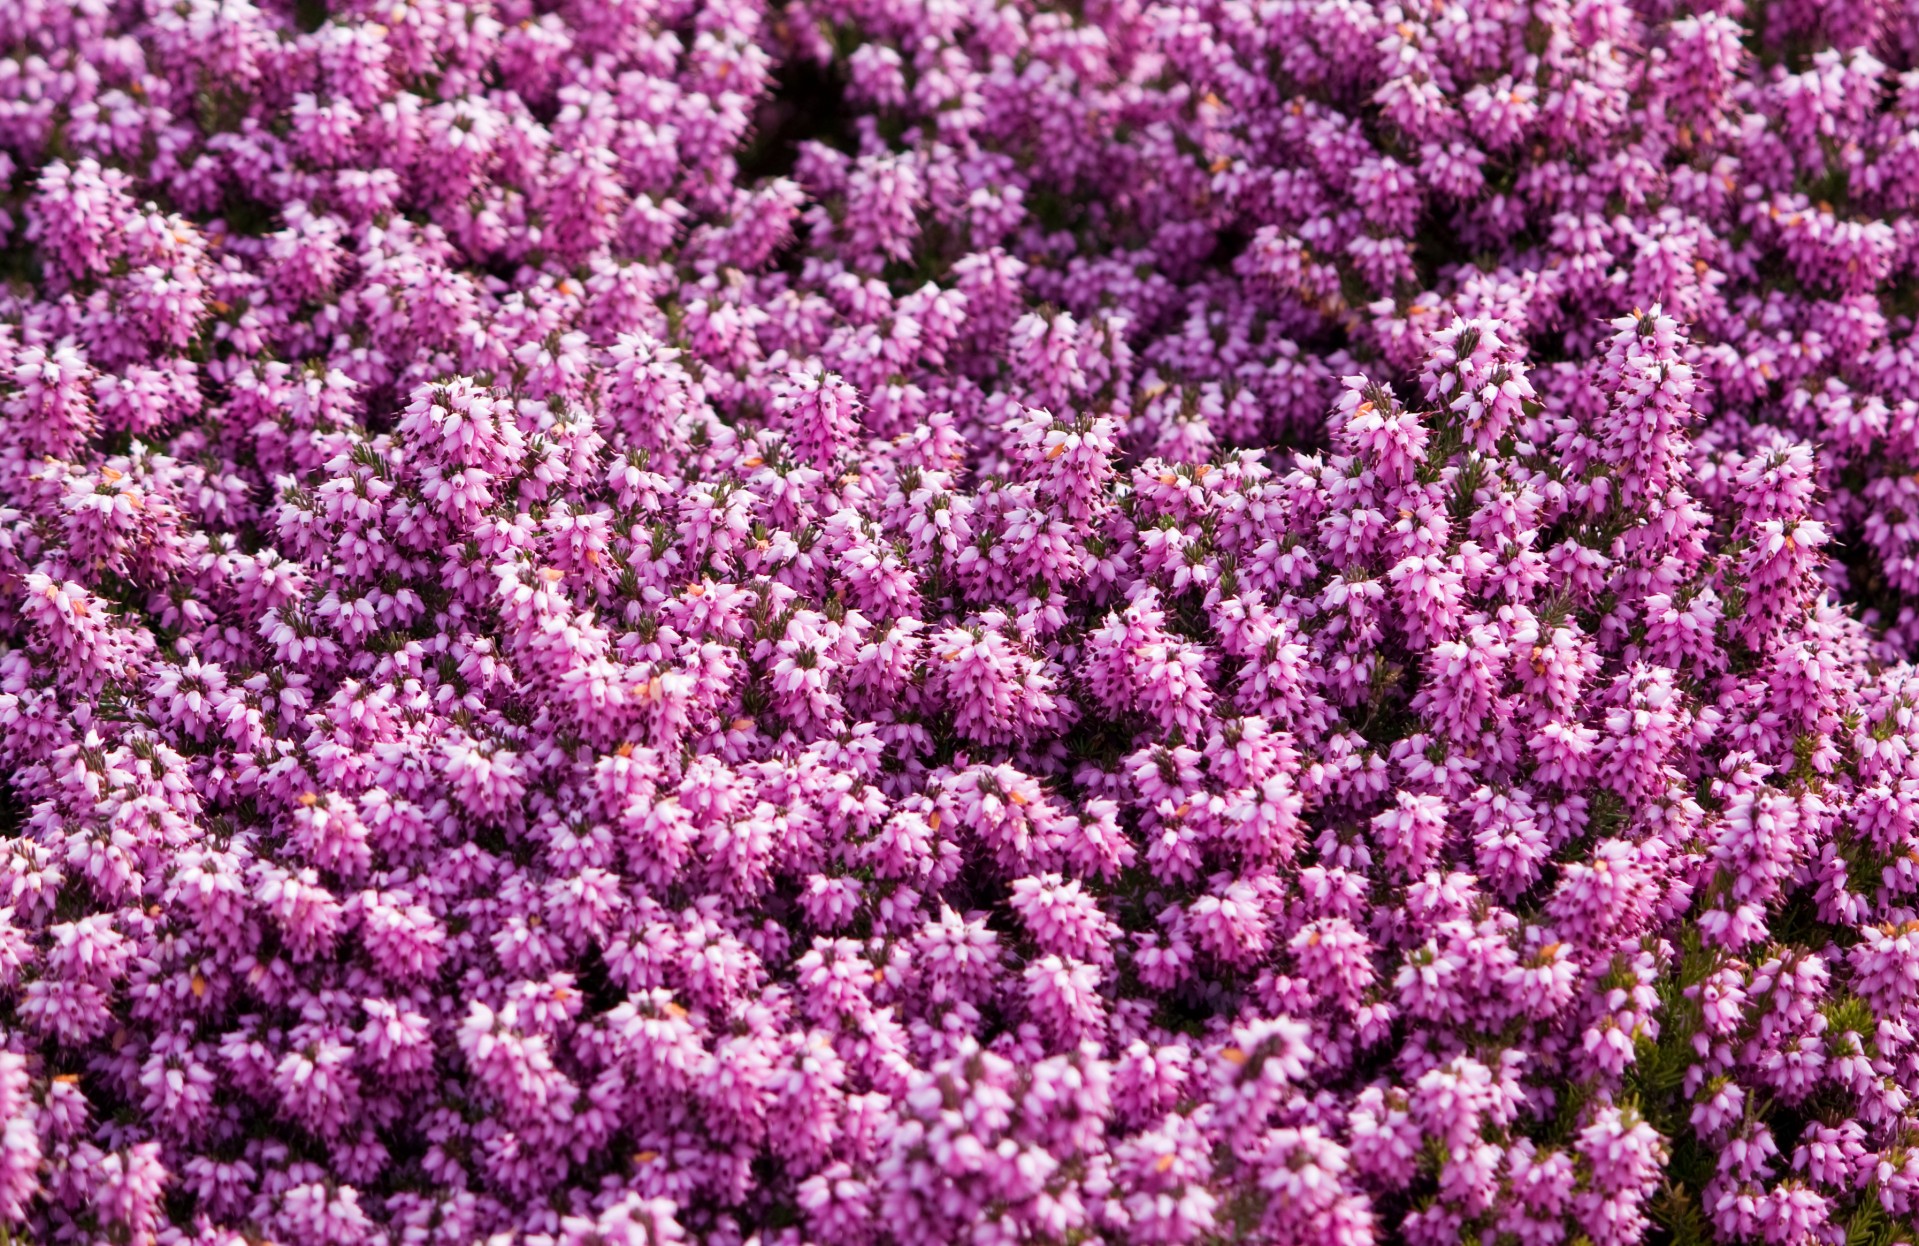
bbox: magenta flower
[8,1,1919,1243]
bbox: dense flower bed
[9,0,1919,1242]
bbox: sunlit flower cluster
[5,0,1919,1243]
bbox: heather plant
[11,0,1919,1244]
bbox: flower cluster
[7,0,1919,1244]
